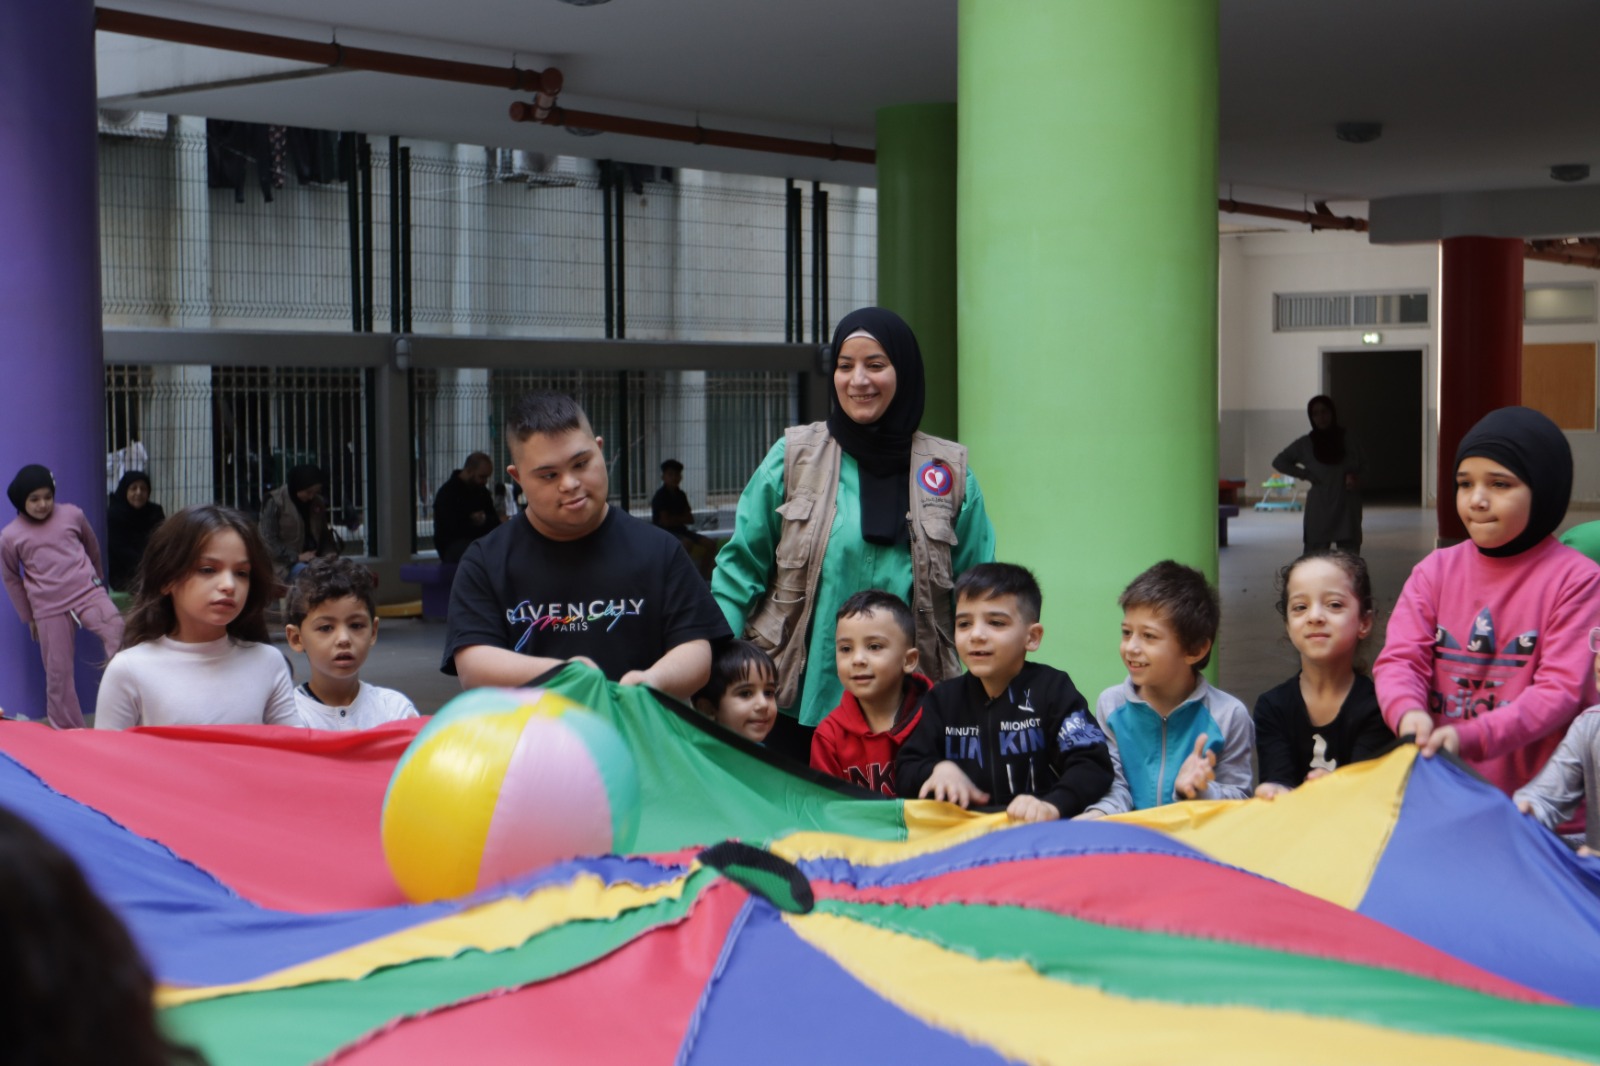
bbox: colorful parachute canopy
[2,664,1600,1064]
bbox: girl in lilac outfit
[0,465,124,728]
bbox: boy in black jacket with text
[896,563,1113,821]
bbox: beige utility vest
[744,421,967,708]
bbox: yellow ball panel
[382,701,538,902]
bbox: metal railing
[105,364,374,550]
[410,367,796,550]
[99,124,877,342]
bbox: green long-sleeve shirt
[711,436,996,727]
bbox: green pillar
[957,1,1219,696]
[878,103,958,441]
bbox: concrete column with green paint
[957,1,1220,696]
[877,103,959,441]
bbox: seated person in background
[652,458,716,580]
[285,555,419,730]
[260,463,341,583]
[106,470,166,592]
[812,590,930,796]
[692,639,778,744]
[1255,551,1392,799]
[0,806,206,1065]
[896,563,1113,823]
[442,391,730,700]
[432,452,502,564]
[1084,560,1254,816]
[1513,628,1600,856]
[651,459,695,534]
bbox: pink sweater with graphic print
[1375,537,1600,795]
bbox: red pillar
[1436,237,1523,541]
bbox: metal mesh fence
[105,364,372,549]
[100,126,355,328]
[410,368,796,551]
[98,123,878,341]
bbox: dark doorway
[1323,349,1424,504]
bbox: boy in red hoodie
[810,590,930,796]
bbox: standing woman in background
[1273,395,1364,554]
[711,307,996,760]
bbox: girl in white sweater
[95,505,296,729]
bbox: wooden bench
[398,562,458,621]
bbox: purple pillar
[0,0,109,721]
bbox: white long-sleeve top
[94,636,298,729]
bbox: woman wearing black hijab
[105,471,165,592]
[1272,395,1365,554]
[259,463,340,582]
[711,308,997,759]
[1375,406,1600,796]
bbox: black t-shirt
[1254,672,1392,788]
[441,507,730,681]
[650,485,693,532]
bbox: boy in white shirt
[285,556,418,730]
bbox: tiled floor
[1214,503,1439,705]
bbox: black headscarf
[1454,406,1571,558]
[1307,395,1346,465]
[7,465,53,516]
[825,308,927,545]
[107,471,160,530]
[106,471,165,591]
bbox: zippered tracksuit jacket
[1086,675,1254,814]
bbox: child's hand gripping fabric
[1007,794,1060,823]
[1396,708,1461,757]
[919,760,991,808]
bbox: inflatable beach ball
[381,687,640,903]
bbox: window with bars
[408,368,796,551]
[105,364,373,549]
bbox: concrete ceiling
[96,0,1600,206]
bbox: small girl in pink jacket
[1375,408,1600,796]
[0,465,124,728]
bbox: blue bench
[399,562,457,621]
[1219,504,1241,547]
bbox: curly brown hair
[123,505,280,648]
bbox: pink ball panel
[477,716,615,889]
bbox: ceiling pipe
[1218,197,1368,232]
[1528,238,1600,258]
[95,8,561,95]
[1525,238,1600,269]
[1526,248,1600,269]
[510,102,876,165]
[86,7,1600,220]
